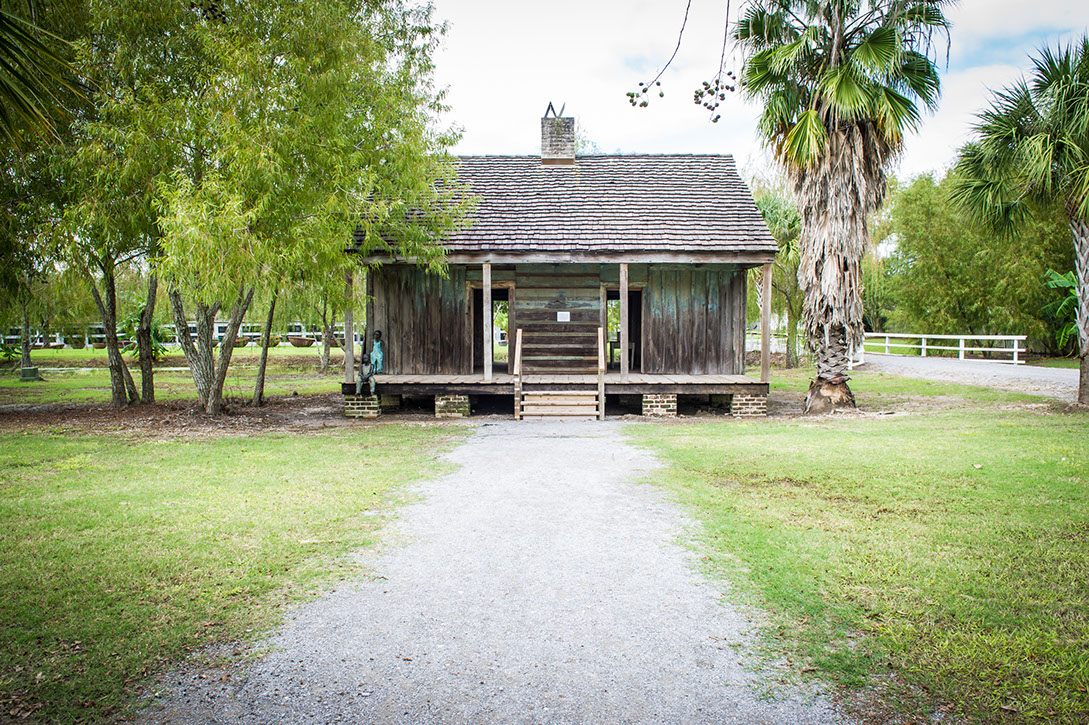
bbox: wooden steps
[519,389,601,419]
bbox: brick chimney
[541,103,575,165]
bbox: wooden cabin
[343,112,777,419]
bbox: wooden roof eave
[351,249,777,267]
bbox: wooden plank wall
[370,263,746,377]
[642,266,746,375]
[515,264,601,373]
[370,265,470,374]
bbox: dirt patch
[0,393,461,441]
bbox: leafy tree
[733,0,950,412]
[0,152,48,367]
[753,188,803,367]
[879,173,1072,351]
[0,1,86,367]
[151,0,468,414]
[953,36,1089,405]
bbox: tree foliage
[752,186,803,366]
[872,173,1073,351]
[43,0,471,414]
[146,0,469,414]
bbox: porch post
[760,263,772,383]
[343,270,355,384]
[483,262,493,381]
[620,262,629,381]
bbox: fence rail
[861,332,1027,365]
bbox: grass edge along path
[626,394,1089,723]
[0,425,469,723]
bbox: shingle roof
[444,154,777,261]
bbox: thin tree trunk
[321,323,334,373]
[252,289,278,407]
[19,302,32,369]
[136,274,158,403]
[89,264,139,407]
[208,287,255,414]
[170,290,218,412]
[318,298,332,373]
[1070,215,1089,406]
[785,302,798,369]
[169,287,253,415]
[343,271,354,384]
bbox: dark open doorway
[472,286,510,374]
[605,289,642,371]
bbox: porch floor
[354,372,766,396]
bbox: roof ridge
[456,153,738,160]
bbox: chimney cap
[544,101,566,119]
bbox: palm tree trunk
[1071,216,1089,406]
[795,124,885,413]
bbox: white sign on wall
[556,311,570,322]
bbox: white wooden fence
[859,333,1027,365]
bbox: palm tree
[0,2,81,146]
[953,37,1089,406]
[734,0,949,412]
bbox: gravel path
[860,354,1079,402]
[139,420,850,725]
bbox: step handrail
[514,328,523,377]
[597,326,606,420]
[513,328,523,421]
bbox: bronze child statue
[356,330,383,395]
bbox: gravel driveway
[139,420,850,725]
[859,354,1079,402]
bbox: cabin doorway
[472,286,511,374]
[605,289,642,371]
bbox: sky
[430,0,1087,182]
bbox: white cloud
[947,0,1083,46]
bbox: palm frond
[872,85,921,139]
[851,26,900,75]
[894,50,941,110]
[782,107,826,166]
[952,143,1031,237]
[818,63,869,121]
[0,8,83,146]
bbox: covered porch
[340,369,769,419]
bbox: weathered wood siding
[369,265,470,374]
[515,264,601,373]
[642,266,746,375]
[369,263,747,377]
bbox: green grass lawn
[0,347,345,406]
[0,426,467,723]
[629,374,1089,723]
[1030,357,1081,369]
